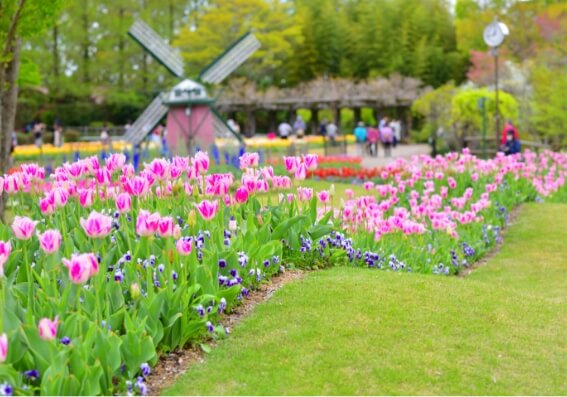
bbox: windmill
[125,19,260,155]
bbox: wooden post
[311,109,319,135]
[288,108,297,123]
[268,110,277,133]
[353,107,361,125]
[373,108,380,126]
[332,106,341,128]
[245,108,256,137]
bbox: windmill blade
[128,19,184,78]
[199,32,261,84]
[211,107,244,143]
[125,95,168,145]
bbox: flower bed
[0,149,566,395]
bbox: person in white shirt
[278,122,292,140]
[326,121,338,146]
[390,119,402,147]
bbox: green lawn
[166,203,567,396]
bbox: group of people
[20,120,64,150]
[354,117,402,158]
[278,116,310,140]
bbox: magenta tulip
[196,200,219,220]
[37,230,62,254]
[0,241,11,277]
[0,333,7,362]
[80,211,113,238]
[234,187,249,204]
[175,237,193,256]
[63,253,99,284]
[136,210,160,236]
[11,216,38,240]
[38,317,58,341]
[115,193,132,213]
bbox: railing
[323,136,348,156]
[463,135,550,157]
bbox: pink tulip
[239,152,260,169]
[447,177,457,189]
[234,187,249,204]
[345,189,354,199]
[126,176,150,197]
[145,158,169,180]
[105,153,126,173]
[78,188,95,208]
[0,241,11,277]
[196,200,219,220]
[183,182,194,196]
[283,156,300,174]
[113,193,130,213]
[50,187,68,208]
[4,175,18,194]
[295,163,307,180]
[63,253,99,284]
[38,317,58,341]
[297,187,313,201]
[11,216,38,240]
[80,211,113,238]
[136,210,160,236]
[158,217,180,238]
[123,164,135,178]
[303,154,318,171]
[39,197,55,215]
[169,166,183,179]
[193,151,210,175]
[21,163,45,181]
[37,230,62,254]
[317,190,330,204]
[95,168,112,185]
[0,333,7,363]
[172,156,190,170]
[176,237,193,256]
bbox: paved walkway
[352,143,431,168]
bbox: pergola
[215,74,430,135]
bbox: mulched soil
[458,205,523,277]
[144,269,305,395]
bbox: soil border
[144,269,305,395]
[458,204,523,277]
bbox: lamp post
[483,18,509,150]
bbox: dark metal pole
[494,48,500,149]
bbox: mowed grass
[165,204,567,396]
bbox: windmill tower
[125,19,260,155]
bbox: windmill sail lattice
[127,19,260,150]
[200,33,261,84]
[128,20,184,78]
[125,95,168,146]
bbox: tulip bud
[187,210,196,227]
[130,283,141,299]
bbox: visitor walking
[53,124,63,148]
[33,122,44,148]
[319,120,327,137]
[380,123,394,157]
[500,120,519,146]
[367,127,380,157]
[278,121,292,140]
[100,124,111,152]
[227,119,240,135]
[501,128,521,155]
[293,116,306,139]
[354,122,367,156]
[390,119,402,147]
[327,121,338,146]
